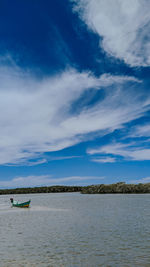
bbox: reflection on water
[0,193,150,266]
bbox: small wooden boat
[10,198,31,208]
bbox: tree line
[0,182,150,195]
[0,185,82,195]
[81,182,150,194]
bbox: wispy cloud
[88,142,150,161]
[91,157,116,163]
[48,156,82,161]
[6,158,47,167]
[72,0,150,66]
[0,175,104,188]
[0,64,148,165]
[129,124,150,138]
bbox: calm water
[0,193,150,267]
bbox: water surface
[0,193,150,266]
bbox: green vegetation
[0,185,82,195]
[81,182,150,194]
[0,182,150,195]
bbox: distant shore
[0,182,150,195]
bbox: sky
[0,0,150,188]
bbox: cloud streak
[129,124,150,138]
[88,142,150,161]
[91,157,116,163]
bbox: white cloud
[6,158,47,167]
[130,124,150,137]
[88,143,129,156]
[0,175,104,188]
[0,65,148,164]
[72,0,150,66]
[91,157,116,163]
[88,142,150,161]
[48,156,82,161]
[89,73,141,86]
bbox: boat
[10,198,31,208]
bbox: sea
[0,193,150,267]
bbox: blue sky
[0,0,150,188]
